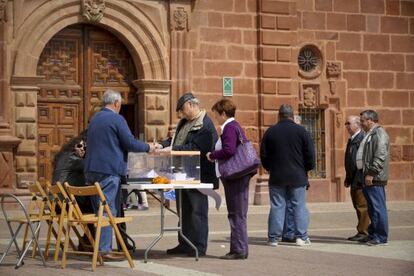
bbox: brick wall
[187,0,414,202]
[297,0,414,200]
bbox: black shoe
[166,245,189,255]
[187,250,206,257]
[348,233,368,242]
[358,236,370,243]
[219,252,248,260]
[281,237,295,243]
[366,239,388,246]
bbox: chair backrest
[0,193,32,223]
[46,181,69,216]
[64,182,116,221]
[27,182,49,219]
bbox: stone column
[10,76,43,189]
[169,1,192,125]
[132,80,171,142]
[0,1,22,192]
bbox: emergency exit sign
[223,77,233,97]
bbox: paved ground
[0,201,413,275]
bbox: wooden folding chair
[20,182,54,260]
[62,182,134,271]
[45,181,81,262]
[0,193,47,269]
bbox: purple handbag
[218,127,260,180]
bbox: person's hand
[365,175,374,186]
[206,152,214,162]
[157,146,172,153]
[149,143,163,153]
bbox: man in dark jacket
[357,110,390,246]
[165,92,218,257]
[260,104,315,246]
[85,89,159,260]
[344,115,370,241]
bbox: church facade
[0,0,413,203]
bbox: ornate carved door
[37,25,136,183]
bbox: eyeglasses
[76,143,86,149]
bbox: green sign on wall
[223,77,233,97]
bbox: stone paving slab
[0,201,413,275]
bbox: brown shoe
[101,253,126,262]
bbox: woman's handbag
[218,127,260,180]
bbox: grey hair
[278,104,294,119]
[349,115,361,126]
[188,97,200,106]
[102,89,122,105]
[360,109,379,123]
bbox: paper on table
[198,189,222,210]
[145,169,158,178]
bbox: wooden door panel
[37,25,137,183]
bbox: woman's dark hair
[53,135,84,167]
[211,98,236,118]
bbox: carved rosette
[172,7,189,31]
[82,0,105,23]
[0,0,7,23]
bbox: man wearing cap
[164,92,218,257]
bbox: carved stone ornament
[326,62,341,79]
[172,7,188,31]
[82,0,105,23]
[303,86,317,108]
[0,0,7,23]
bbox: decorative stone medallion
[82,0,105,23]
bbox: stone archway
[10,0,171,187]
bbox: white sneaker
[296,238,311,246]
[267,240,278,247]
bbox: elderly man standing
[356,110,390,246]
[85,89,159,260]
[260,104,315,247]
[344,115,370,241]
[164,92,218,257]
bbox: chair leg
[54,213,65,262]
[113,223,134,268]
[0,222,24,265]
[92,223,102,272]
[21,223,29,253]
[61,222,71,269]
[44,221,54,259]
[30,221,47,267]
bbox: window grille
[299,108,326,178]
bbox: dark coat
[52,152,85,186]
[172,113,219,189]
[260,119,315,187]
[344,130,364,188]
[85,108,149,176]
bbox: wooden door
[37,25,136,183]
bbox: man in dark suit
[85,89,159,261]
[164,92,218,257]
[344,115,370,241]
[260,104,315,247]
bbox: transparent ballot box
[127,151,201,184]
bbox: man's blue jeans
[268,185,309,242]
[283,199,295,239]
[85,173,121,253]
[362,185,388,243]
